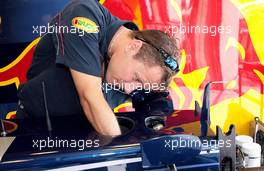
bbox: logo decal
[72,17,99,33]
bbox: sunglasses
[135,36,180,72]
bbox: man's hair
[130,30,180,87]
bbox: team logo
[72,17,99,33]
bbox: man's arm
[70,69,121,136]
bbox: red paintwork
[166,110,199,127]
[0,46,36,84]
[104,0,263,106]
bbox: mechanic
[16,0,180,137]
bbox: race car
[0,82,238,171]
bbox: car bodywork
[0,0,263,136]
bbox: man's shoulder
[69,0,99,7]
[64,0,107,16]
[61,0,113,27]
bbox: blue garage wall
[0,0,72,44]
[0,0,74,118]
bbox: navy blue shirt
[19,0,138,118]
[52,0,138,77]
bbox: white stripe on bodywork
[46,148,219,171]
[48,157,142,171]
[107,164,127,171]
[0,137,16,161]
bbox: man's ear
[125,39,143,56]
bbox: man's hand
[70,69,121,137]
